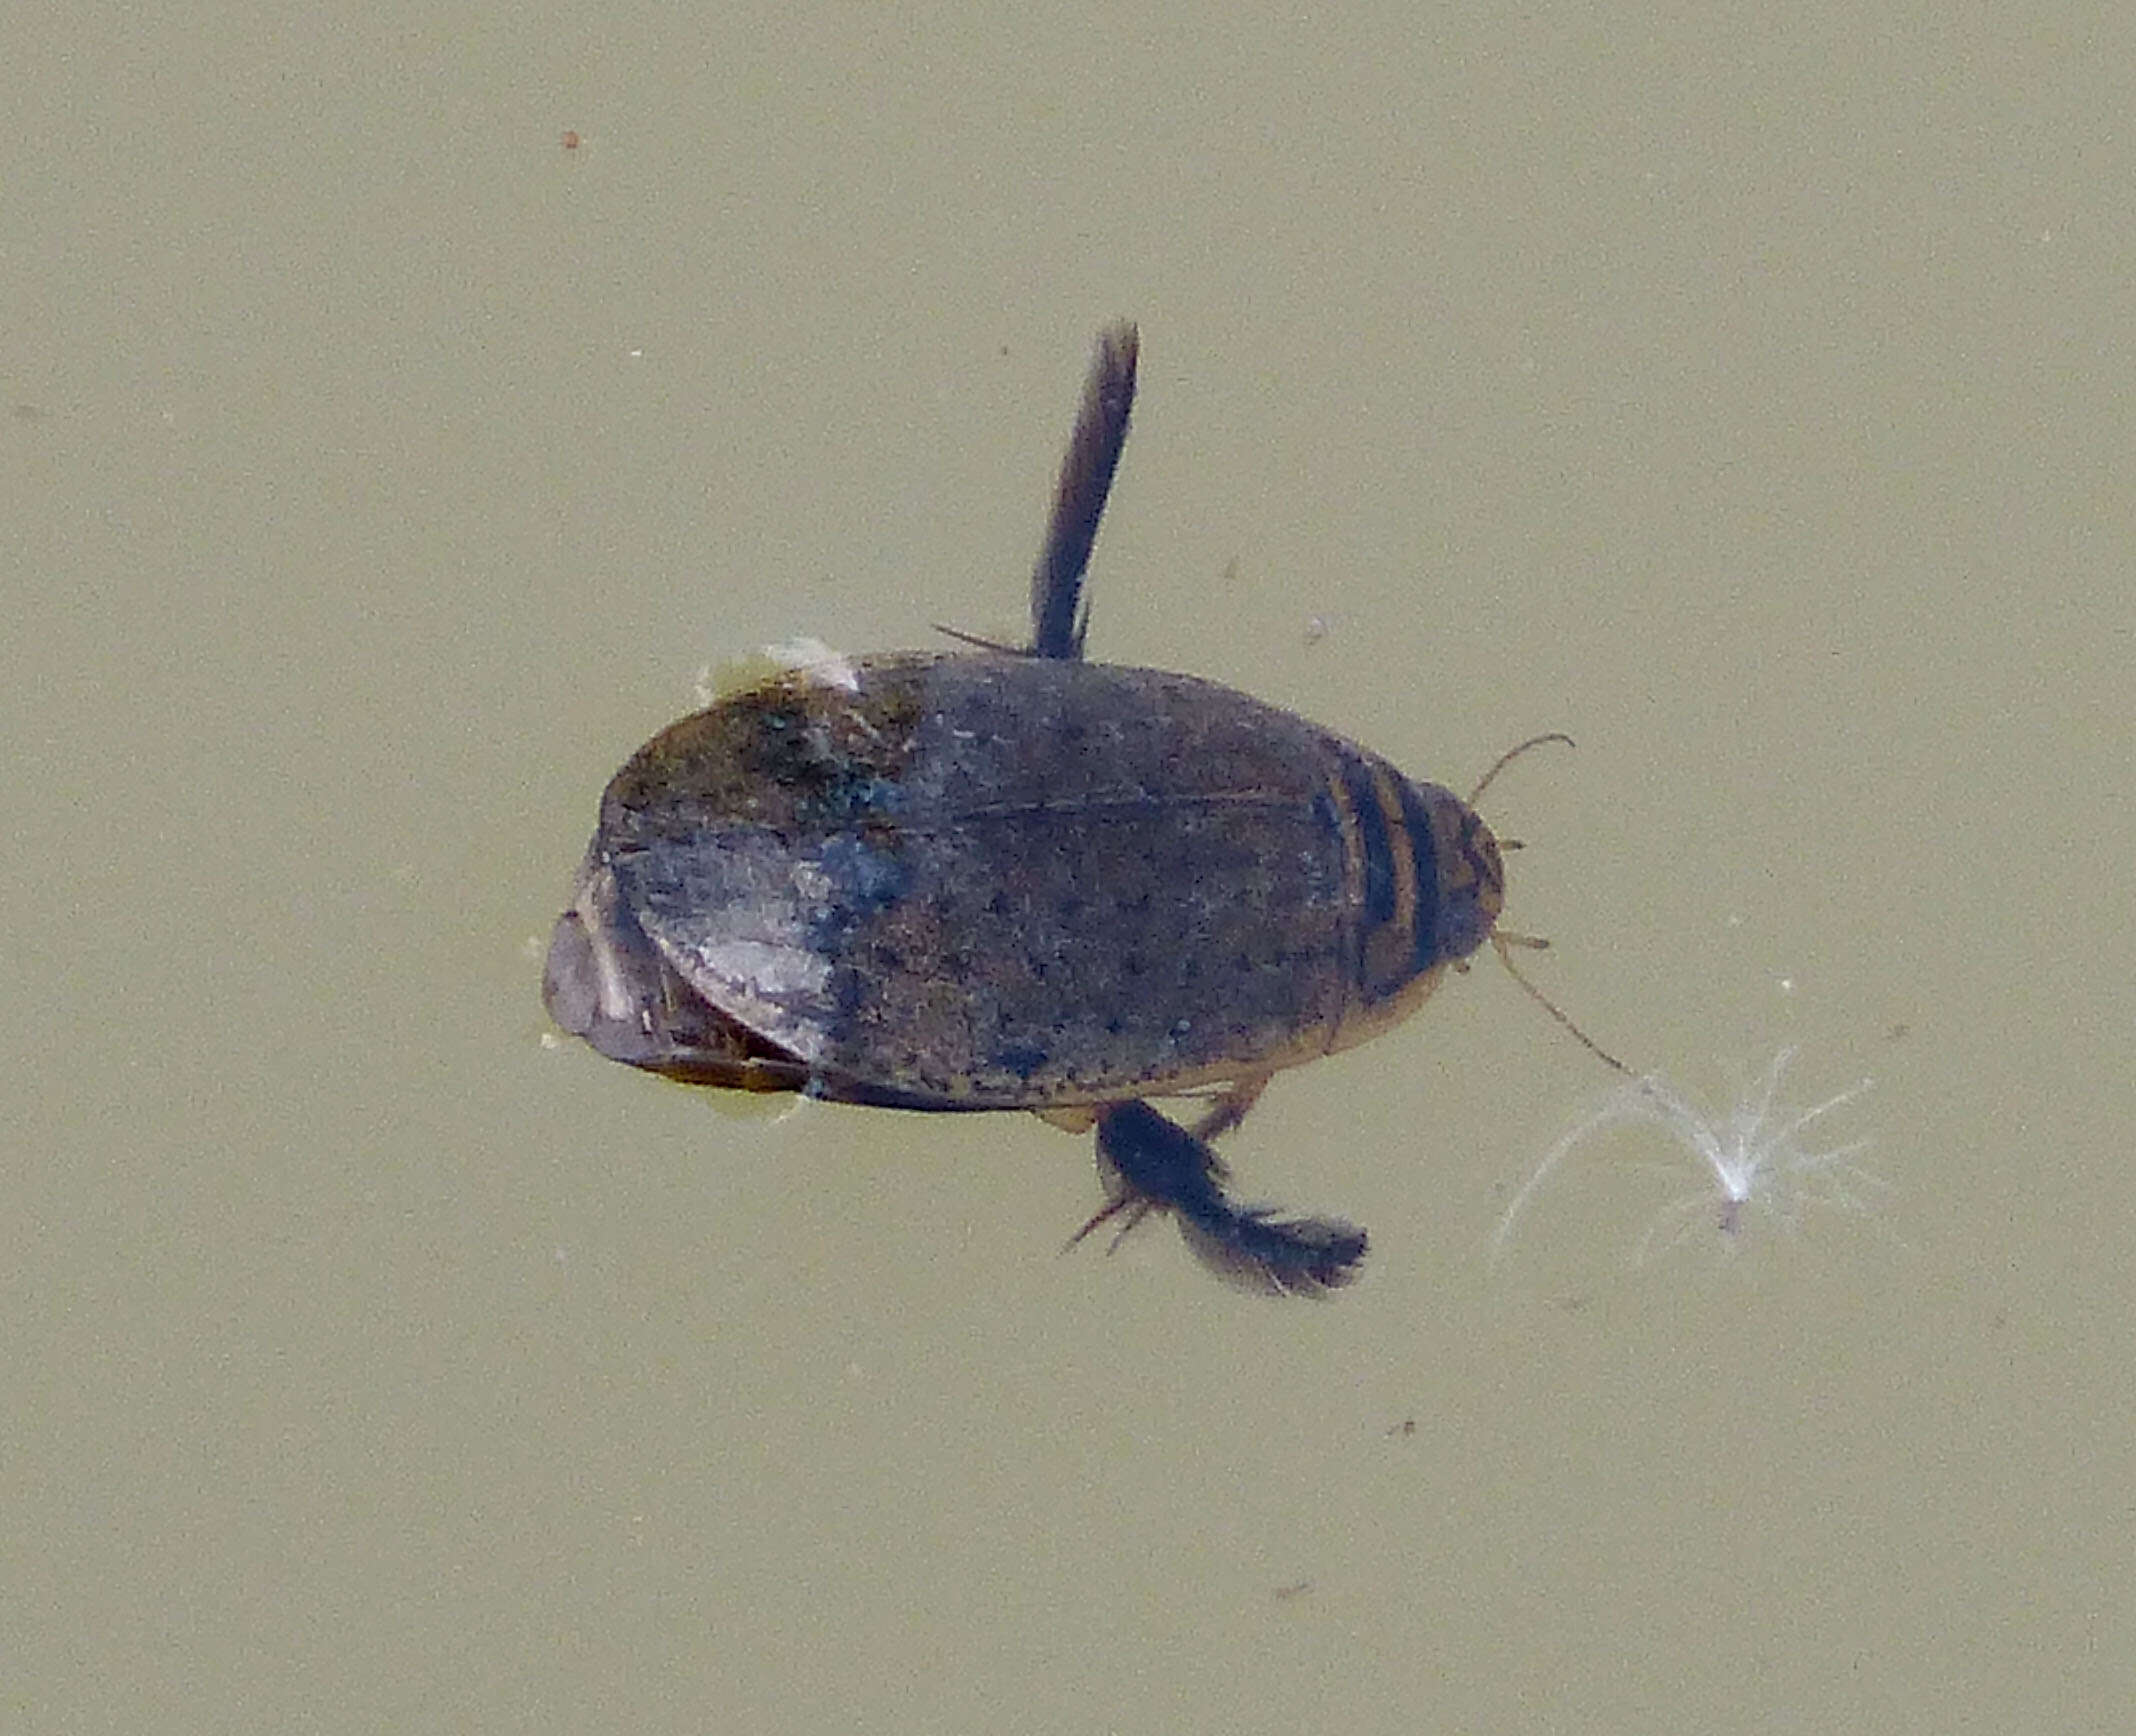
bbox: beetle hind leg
[1082,1101,1367,1297]
[1028,322,1138,661]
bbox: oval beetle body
[545,325,1513,1294]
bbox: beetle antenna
[1465,732,1633,1075]
[1468,732,1575,805]
[1489,932,1634,1078]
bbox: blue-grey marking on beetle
[543,324,1606,1295]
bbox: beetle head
[1425,794,1507,963]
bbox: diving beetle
[544,324,1560,1295]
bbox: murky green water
[8,5,2131,1729]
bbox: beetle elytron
[545,324,1529,1295]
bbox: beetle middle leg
[1190,1073,1271,1144]
[1074,1099,1367,1296]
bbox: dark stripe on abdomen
[1398,778,1447,979]
[1342,752,1429,1004]
[1339,757,1397,927]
